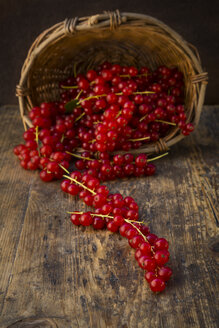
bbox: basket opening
[28,26,195,111]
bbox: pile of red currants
[13,62,195,292]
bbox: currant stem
[76,90,83,100]
[75,112,85,122]
[78,90,155,103]
[35,126,41,157]
[67,211,114,219]
[63,175,97,195]
[73,63,77,78]
[61,134,65,143]
[78,94,107,103]
[128,136,150,142]
[59,164,70,174]
[61,85,78,89]
[65,151,94,161]
[155,120,176,126]
[147,152,169,162]
[125,220,147,242]
[116,110,122,118]
[139,115,148,122]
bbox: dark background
[1,0,219,105]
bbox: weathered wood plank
[0,106,218,328]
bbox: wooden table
[0,106,218,328]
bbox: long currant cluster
[61,166,172,293]
[13,62,194,292]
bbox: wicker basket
[16,11,208,154]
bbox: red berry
[145,271,156,283]
[139,242,151,255]
[154,238,169,250]
[70,214,81,226]
[150,278,166,293]
[93,193,107,208]
[61,179,70,192]
[39,170,54,182]
[157,266,173,281]
[154,250,170,265]
[135,154,147,168]
[80,213,93,226]
[93,217,105,229]
[107,221,119,232]
[67,184,80,196]
[125,228,138,240]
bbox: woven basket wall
[16,11,208,154]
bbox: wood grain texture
[0,106,218,328]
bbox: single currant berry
[123,153,134,164]
[39,170,54,182]
[157,266,173,281]
[154,250,170,265]
[139,242,152,255]
[125,228,138,240]
[135,154,147,168]
[107,221,119,232]
[124,164,135,176]
[145,164,156,176]
[80,213,93,226]
[47,161,60,174]
[113,215,125,226]
[86,177,100,189]
[67,184,80,196]
[126,209,139,221]
[124,196,135,205]
[61,179,70,192]
[70,214,81,226]
[71,171,82,181]
[154,238,169,250]
[146,233,158,245]
[93,217,106,230]
[149,278,166,293]
[96,185,109,196]
[138,255,151,269]
[84,195,94,206]
[140,225,150,236]
[113,207,123,216]
[93,193,107,208]
[145,271,156,283]
[128,202,139,211]
[140,256,157,271]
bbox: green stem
[155,120,176,126]
[59,164,70,174]
[139,115,148,122]
[147,152,168,162]
[125,220,147,242]
[35,126,41,157]
[75,112,85,122]
[61,85,78,89]
[66,151,94,161]
[128,136,150,142]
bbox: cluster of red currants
[13,62,196,292]
[61,61,194,154]
[61,168,172,292]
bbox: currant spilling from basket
[13,62,195,292]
